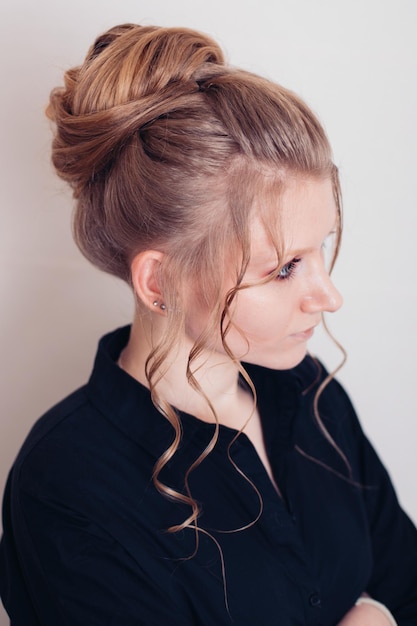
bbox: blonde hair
[47,23,344,542]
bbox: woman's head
[47,23,341,325]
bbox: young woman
[1,23,416,626]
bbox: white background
[1,0,416,622]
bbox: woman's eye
[276,258,301,281]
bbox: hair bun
[46,24,224,194]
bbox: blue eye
[277,258,301,280]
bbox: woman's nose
[301,273,343,314]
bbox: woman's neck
[119,314,252,430]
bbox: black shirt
[1,326,416,625]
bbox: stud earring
[153,300,166,311]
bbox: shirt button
[309,592,321,608]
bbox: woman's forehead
[249,177,337,262]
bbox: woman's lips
[290,326,316,340]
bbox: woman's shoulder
[7,382,159,536]
[15,386,90,461]
[11,386,111,494]
[9,326,170,514]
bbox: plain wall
[1,0,416,622]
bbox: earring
[153,300,166,311]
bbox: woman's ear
[130,250,167,314]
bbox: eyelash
[276,258,301,281]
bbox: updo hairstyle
[47,22,340,292]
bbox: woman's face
[185,175,343,371]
